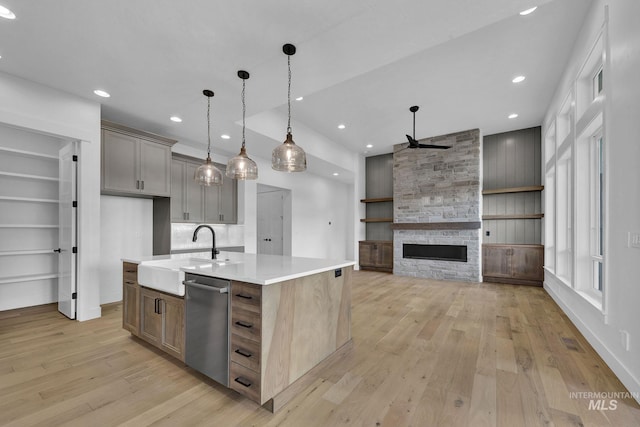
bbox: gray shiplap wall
[483,127,542,244]
[365,154,393,241]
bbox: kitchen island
[121,252,354,412]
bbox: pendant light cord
[206,96,212,157]
[287,55,292,134]
[242,79,246,148]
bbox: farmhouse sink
[137,257,237,296]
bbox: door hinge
[72,247,77,254]
[72,201,77,208]
[72,155,78,162]
[72,292,77,300]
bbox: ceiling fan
[405,106,451,149]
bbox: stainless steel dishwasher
[184,273,230,386]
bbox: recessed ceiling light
[338,124,346,130]
[519,7,537,15]
[366,144,373,148]
[0,5,16,19]
[170,116,182,123]
[508,113,519,119]
[93,89,110,98]
[512,75,526,83]
[295,96,303,101]
[221,134,231,140]
[333,172,339,176]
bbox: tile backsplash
[171,223,244,252]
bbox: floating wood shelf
[482,214,544,220]
[482,185,544,195]
[360,197,393,203]
[360,218,393,223]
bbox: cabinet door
[139,139,171,197]
[102,130,138,193]
[185,162,204,222]
[203,184,221,223]
[139,288,161,346]
[170,159,186,221]
[378,242,393,269]
[219,169,237,224]
[482,246,512,278]
[511,246,544,281]
[359,242,375,267]
[123,282,139,334]
[160,295,185,361]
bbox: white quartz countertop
[124,251,355,287]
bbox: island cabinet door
[122,262,140,335]
[159,294,185,361]
[139,288,162,346]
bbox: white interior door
[58,142,77,319]
[257,190,284,255]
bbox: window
[591,133,604,292]
[593,67,603,99]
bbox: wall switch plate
[629,232,640,248]
[485,230,490,236]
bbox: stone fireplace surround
[393,129,482,282]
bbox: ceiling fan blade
[406,134,418,147]
[417,143,451,149]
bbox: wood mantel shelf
[391,221,482,230]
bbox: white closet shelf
[0,274,58,285]
[0,171,59,181]
[0,224,58,228]
[0,249,57,256]
[0,146,58,160]
[0,196,59,203]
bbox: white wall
[542,0,640,398]
[0,71,102,321]
[100,196,153,304]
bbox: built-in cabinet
[359,154,394,272]
[171,155,237,224]
[482,127,544,286]
[358,240,393,272]
[101,121,176,197]
[482,244,544,286]
[121,262,185,362]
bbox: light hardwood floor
[1,271,639,426]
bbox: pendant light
[194,89,223,186]
[272,43,307,172]
[226,70,258,180]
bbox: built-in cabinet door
[170,160,185,221]
[510,245,544,281]
[482,246,512,278]
[219,172,237,224]
[204,184,221,223]
[358,242,375,267]
[185,162,204,222]
[102,130,138,193]
[139,139,171,197]
[140,288,162,346]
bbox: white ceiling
[0,0,592,181]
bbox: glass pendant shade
[272,43,307,172]
[194,156,223,186]
[227,146,258,179]
[272,132,307,172]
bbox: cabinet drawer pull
[235,294,253,300]
[125,281,135,285]
[125,269,136,273]
[234,377,252,388]
[235,320,253,329]
[141,180,144,190]
[234,348,252,358]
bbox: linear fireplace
[403,244,467,262]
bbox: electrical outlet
[629,232,640,249]
[620,330,630,351]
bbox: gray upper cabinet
[101,121,176,197]
[204,164,237,224]
[171,156,237,224]
[171,158,204,222]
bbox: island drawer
[123,262,138,284]
[231,281,261,313]
[231,306,261,341]
[230,361,261,403]
[230,333,261,372]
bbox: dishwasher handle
[183,280,229,294]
